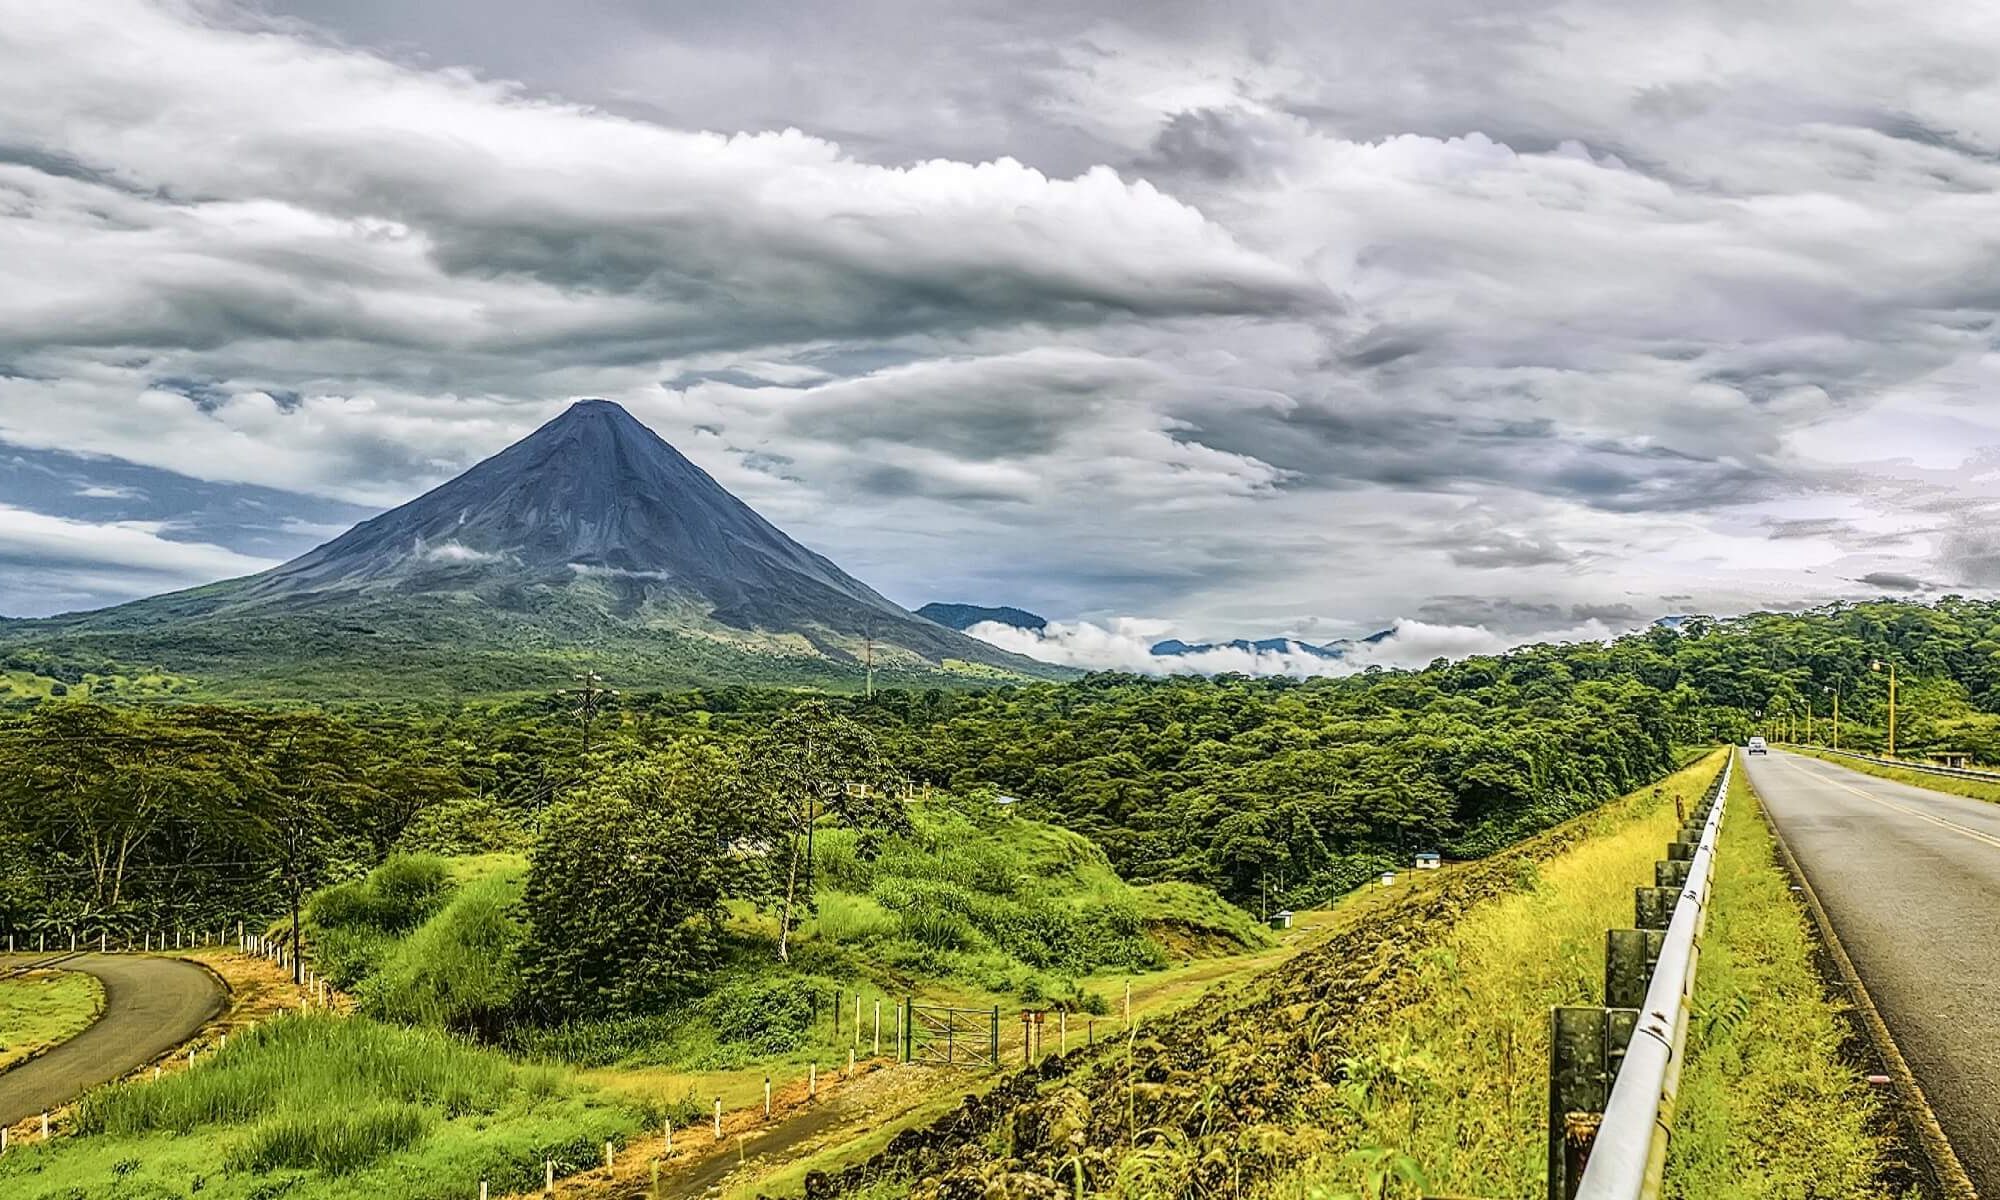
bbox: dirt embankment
[806,784,1676,1200]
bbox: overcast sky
[6,1,2000,668]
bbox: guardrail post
[1549,1007,1637,1200]
[1634,886,1677,930]
[1654,860,1691,889]
[1603,930,1665,1010]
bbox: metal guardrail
[1806,745,2000,783]
[1548,753,1731,1200]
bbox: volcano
[2,401,1059,696]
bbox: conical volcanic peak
[6,400,1058,694]
[253,399,887,610]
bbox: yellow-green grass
[1792,746,2000,806]
[590,913,1314,1137]
[1276,750,1726,1198]
[0,1012,648,1200]
[0,970,104,1070]
[1661,764,1901,1199]
[715,900,1362,1200]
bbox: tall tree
[520,743,755,1020]
[746,701,904,963]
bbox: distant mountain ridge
[0,401,1064,696]
[917,603,1048,632]
[927,598,1393,662]
[1149,636,1350,660]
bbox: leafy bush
[701,977,820,1056]
[510,977,834,1070]
[359,873,525,1033]
[519,747,752,1022]
[396,795,531,857]
[896,904,980,953]
[303,856,454,988]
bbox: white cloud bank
[8,0,2000,628]
[0,504,277,614]
[966,615,1626,677]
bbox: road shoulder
[1756,766,1978,1200]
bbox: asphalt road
[1744,749,2000,1193]
[0,954,224,1125]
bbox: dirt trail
[501,1059,920,1200]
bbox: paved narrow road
[1744,749,2000,1193]
[0,954,224,1126]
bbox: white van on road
[1747,736,1768,755]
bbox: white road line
[1776,754,2000,852]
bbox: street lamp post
[1826,686,1839,751]
[1871,660,1897,758]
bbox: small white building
[1414,852,1441,871]
[1379,871,1398,888]
[1267,909,1294,931]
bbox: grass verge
[803,753,1737,1200]
[1275,753,1716,1196]
[0,970,103,1071]
[0,1012,649,1200]
[1661,761,1901,1199]
[1792,746,2000,806]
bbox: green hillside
[0,592,1065,702]
[302,793,1268,1070]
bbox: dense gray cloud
[2,0,1999,655]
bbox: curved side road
[1743,750,2000,1195]
[0,954,225,1126]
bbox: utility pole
[864,634,875,700]
[558,670,617,755]
[1827,686,1839,751]
[1871,659,1897,757]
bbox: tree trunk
[777,830,801,963]
[291,883,303,985]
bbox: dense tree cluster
[5,597,1998,946]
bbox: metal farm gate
[904,1000,999,1069]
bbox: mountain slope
[0,401,1064,696]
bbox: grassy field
[1662,762,1899,1199]
[0,1013,652,1200]
[1794,746,2000,805]
[1270,750,1899,1199]
[1275,751,1720,1196]
[0,970,103,1070]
